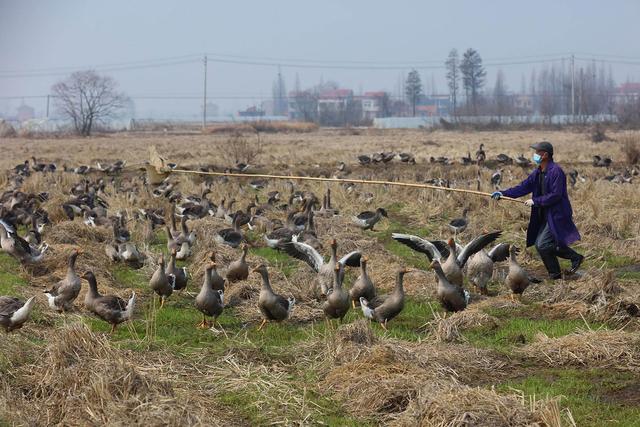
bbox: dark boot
[555,246,584,274]
[538,248,562,280]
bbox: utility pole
[571,54,575,120]
[46,94,50,118]
[202,55,207,130]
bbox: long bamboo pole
[166,168,524,204]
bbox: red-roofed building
[618,82,640,95]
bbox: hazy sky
[1,0,640,118]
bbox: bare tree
[445,49,460,117]
[405,69,423,117]
[272,69,287,116]
[493,69,510,121]
[460,48,486,114]
[52,70,128,136]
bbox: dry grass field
[0,128,639,426]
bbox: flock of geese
[1,141,625,334]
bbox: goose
[149,255,175,308]
[448,208,469,235]
[166,249,188,292]
[568,169,585,188]
[25,216,44,246]
[283,238,361,296]
[491,170,502,189]
[164,225,181,253]
[195,262,224,330]
[44,249,82,312]
[264,225,295,249]
[112,217,130,244]
[0,296,36,332]
[496,153,513,164]
[323,265,350,322]
[105,243,121,262]
[593,155,612,168]
[381,151,396,163]
[515,154,531,167]
[430,260,469,312]
[175,216,196,246]
[353,207,388,231]
[466,242,510,295]
[505,245,542,301]
[475,144,486,164]
[358,155,371,165]
[207,252,226,292]
[226,244,249,283]
[253,264,295,331]
[82,271,136,334]
[119,242,145,268]
[392,231,501,287]
[215,214,244,248]
[399,152,416,164]
[349,256,376,309]
[0,219,48,263]
[360,268,411,330]
[249,179,267,190]
[175,241,192,261]
[460,151,473,165]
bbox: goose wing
[457,231,501,267]
[487,242,511,262]
[283,241,324,273]
[356,211,375,220]
[391,233,444,261]
[338,251,362,267]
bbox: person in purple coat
[491,141,584,279]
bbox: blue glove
[491,191,503,200]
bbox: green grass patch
[111,265,147,289]
[500,368,640,427]
[0,253,27,294]
[250,247,300,277]
[464,312,604,354]
[372,218,434,270]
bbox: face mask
[532,153,543,165]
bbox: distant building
[318,89,353,113]
[359,91,386,120]
[618,82,640,96]
[238,106,265,117]
[416,95,450,116]
[514,95,534,114]
[17,103,35,122]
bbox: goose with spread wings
[391,231,501,287]
[0,219,48,263]
[283,238,361,296]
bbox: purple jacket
[502,160,580,248]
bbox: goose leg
[257,319,267,331]
[160,296,165,309]
[196,314,208,329]
[110,324,117,334]
[380,320,388,331]
[352,300,356,309]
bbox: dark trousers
[535,222,581,278]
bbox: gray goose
[0,219,48,263]
[195,262,224,330]
[430,260,469,312]
[253,264,295,331]
[466,242,510,295]
[360,268,411,330]
[349,256,376,308]
[0,295,36,332]
[283,238,361,296]
[208,252,226,292]
[44,249,82,312]
[505,245,542,301]
[165,249,188,292]
[391,231,501,287]
[323,265,350,322]
[150,255,175,308]
[82,271,136,334]
[353,207,388,231]
[215,213,244,248]
[448,208,469,235]
[226,244,249,283]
